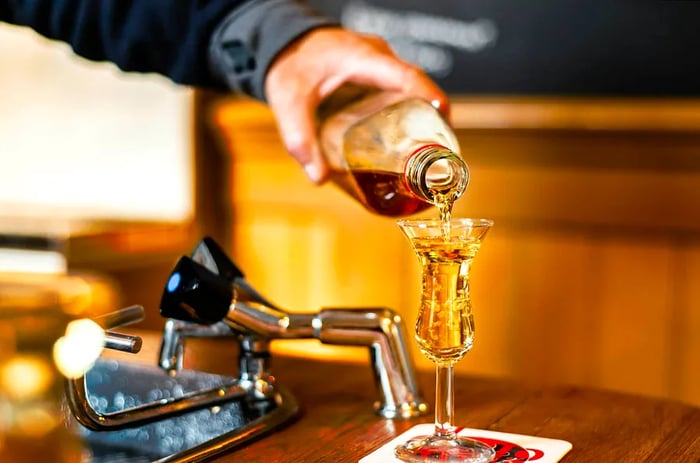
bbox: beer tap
[159,237,428,419]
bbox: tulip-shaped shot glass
[395,218,495,463]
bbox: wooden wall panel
[505,231,595,386]
[209,96,700,407]
[456,163,700,232]
[674,246,700,406]
[595,240,674,398]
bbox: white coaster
[360,424,572,463]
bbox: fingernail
[304,163,322,184]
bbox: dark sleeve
[1,0,337,99]
[207,0,338,101]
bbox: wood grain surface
[169,337,700,463]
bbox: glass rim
[396,217,494,228]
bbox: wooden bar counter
[132,335,700,463]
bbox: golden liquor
[410,236,482,366]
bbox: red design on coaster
[469,436,545,462]
[359,424,572,463]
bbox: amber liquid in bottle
[329,145,466,218]
[332,169,433,217]
[320,89,466,217]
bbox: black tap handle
[191,236,244,283]
[159,256,232,324]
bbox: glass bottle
[319,88,469,217]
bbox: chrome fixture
[64,237,427,462]
[159,237,427,419]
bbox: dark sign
[308,0,700,97]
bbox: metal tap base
[69,358,299,463]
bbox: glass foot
[395,434,495,463]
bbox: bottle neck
[404,144,469,204]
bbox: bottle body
[319,91,468,217]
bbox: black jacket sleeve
[0,0,337,99]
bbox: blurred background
[1,0,699,413]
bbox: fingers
[308,30,449,119]
[265,31,331,184]
[340,49,450,118]
[267,87,329,184]
[264,27,450,185]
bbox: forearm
[1,0,337,97]
[2,0,237,89]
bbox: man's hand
[264,27,448,184]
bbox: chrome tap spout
[314,308,426,418]
[160,247,428,419]
[65,306,249,431]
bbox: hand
[264,27,449,185]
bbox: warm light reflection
[0,357,64,444]
[271,340,368,363]
[0,271,100,461]
[0,356,53,400]
[11,406,60,437]
[0,272,116,320]
[52,318,105,379]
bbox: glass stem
[434,364,457,439]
